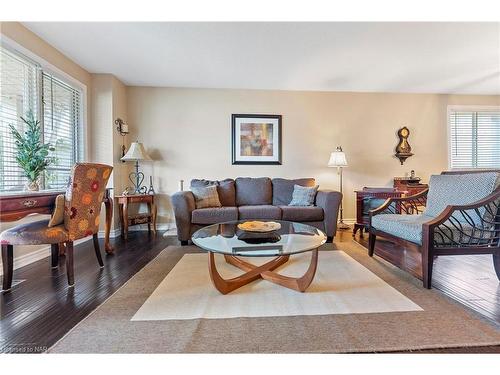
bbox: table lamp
[328,146,349,230]
[121,141,151,194]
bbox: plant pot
[25,180,40,192]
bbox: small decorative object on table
[121,141,151,194]
[147,176,155,195]
[237,221,281,232]
[9,111,54,191]
[395,126,413,165]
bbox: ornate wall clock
[395,126,413,165]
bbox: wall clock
[395,126,413,165]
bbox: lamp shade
[121,142,151,161]
[328,146,348,167]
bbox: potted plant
[9,111,54,191]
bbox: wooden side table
[116,194,157,240]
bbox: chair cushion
[280,206,324,221]
[191,207,238,225]
[190,179,236,206]
[48,194,65,227]
[289,184,319,206]
[238,205,281,220]
[371,214,432,245]
[191,185,222,209]
[372,213,491,246]
[272,178,316,206]
[425,173,499,221]
[0,219,69,245]
[235,177,272,206]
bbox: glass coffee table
[191,220,327,294]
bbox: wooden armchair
[1,163,113,292]
[368,171,500,289]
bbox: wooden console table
[0,188,114,254]
[116,194,157,240]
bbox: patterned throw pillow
[288,185,319,206]
[191,185,222,209]
[48,194,65,227]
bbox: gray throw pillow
[191,185,222,209]
[289,184,319,206]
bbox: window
[0,44,83,192]
[448,107,500,169]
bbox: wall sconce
[115,118,129,161]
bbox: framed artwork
[231,114,282,165]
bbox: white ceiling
[23,22,500,95]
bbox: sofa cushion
[272,178,316,206]
[191,185,222,209]
[191,207,238,225]
[289,184,319,206]
[425,173,499,222]
[235,177,272,206]
[280,206,324,221]
[190,178,236,206]
[238,205,281,220]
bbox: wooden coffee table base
[208,249,319,294]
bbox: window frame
[446,105,500,170]
[1,36,88,192]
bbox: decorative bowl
[237,221,281,233]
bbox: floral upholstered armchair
[1,163,113,292]
[368,171,500,289]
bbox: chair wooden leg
[51,244,59,268]
[422,246,433,289]
[2,244,13,292]
[368,232,376,257]
[493,253,500,281]
[93,233,104,268]
[65,241,74,287]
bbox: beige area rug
[49,243,500,353]
[132,251,422,321]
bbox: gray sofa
[171,177,342,245]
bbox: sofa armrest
[315,190,342,239]
[171,191,196,242]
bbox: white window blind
[0,45,83,192]
[449,109,500,169]
[42,73,82,190]
[0,46,39,191]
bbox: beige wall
[91,74,130,229]
[127,87,500,225]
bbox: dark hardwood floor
[0,229,499,353]
[0,231,175,353]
